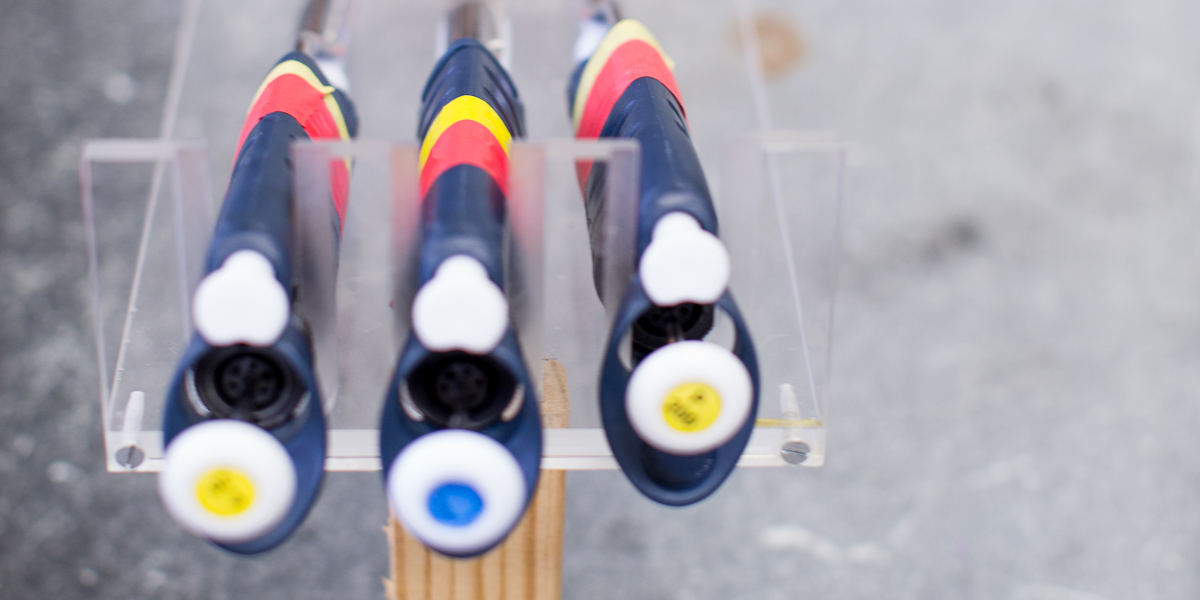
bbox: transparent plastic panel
[507,139,639,429]
[718,130,846,467]
[80,139,214,472]
[290,140,418,470]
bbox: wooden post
[385,359,570,600]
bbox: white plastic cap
[192,250,290,347]
[315,57,350,94]
[638,213,731,306]
[573,17,610,63]
[412,256,509,354]
[387,429,527,556]
[158,419,297,543]
[626,340,753,455]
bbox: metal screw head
[781,440,810,465]
[115,445,144,469]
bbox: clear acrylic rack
[79,132,844,474]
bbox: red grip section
[576,40,685,140]
[235,72,351,224]
[420,120,509,198]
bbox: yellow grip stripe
[419,95,513,171]
[571,19,675,129]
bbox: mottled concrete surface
[4,0,1200,598]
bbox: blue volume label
[428,483,484,527]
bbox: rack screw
[115,445,144,469]
[781,440,809,465]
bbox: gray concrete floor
[3,0,1200,598]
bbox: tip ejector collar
[158,419,297,544]
[387,429,527,556]
[625,340,753,455]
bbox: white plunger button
[638,212,731,306]
[412,255,509,354]
[192,250,290,347]
[625,340,753,455]
[158,419,297,544]
[387,429,527,556]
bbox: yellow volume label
[663,383,721,432]
[196,468,255,516]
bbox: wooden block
[540,359,570,429]
[429,550,454,600]
[451,557,480,600]
[532,470,566,600]
[479,545,503,600]
[501,508,532,600]
[403,522,430,600]
[532,359,568,600]
[385,521,399,600]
